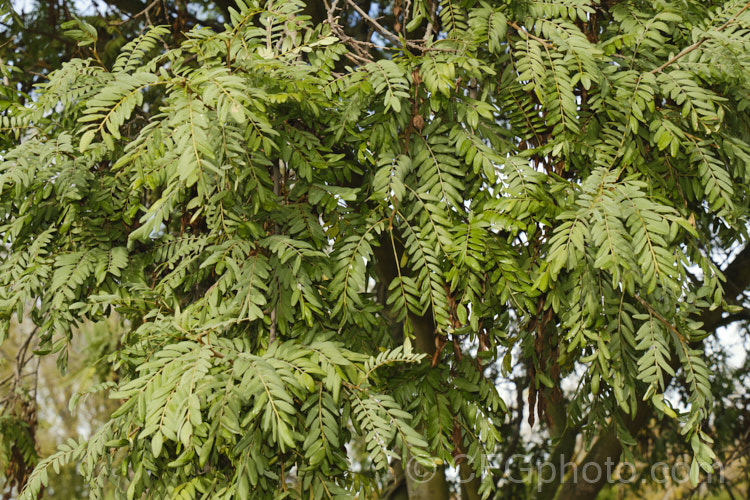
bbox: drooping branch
[551,244,750,500]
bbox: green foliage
[3,0,750,498]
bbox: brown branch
[634,293,688,342]
[343,0,400,46]
[325,0,376,63]
[110,0,161,26]
[342,0,424,50]
[326,0,456,58]
[507,21,553,48]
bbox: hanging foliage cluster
[2,0,750,498]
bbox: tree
[0,316,121,498]
[2,0,750,499]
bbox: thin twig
[507,21,552,48]
[343,0,423,50]
[0,373,13,389]
[325,0,375,62]
[110,0,161,26]
[634,294,688,342]
[14,327,38,388]
[344,0,400,45]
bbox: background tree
[1,316,121,498]
[2,1,750,499]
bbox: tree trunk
[459,462,483,500]
[533,395,578,500]
[405,468,451,500]
[373,235,452,500]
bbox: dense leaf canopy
[2,0,750,499]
